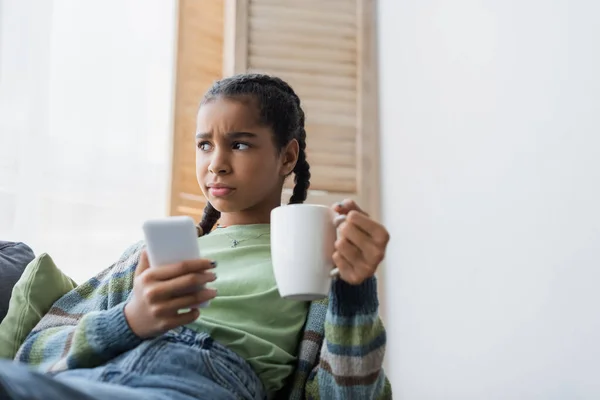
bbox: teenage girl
[0,74,392,400]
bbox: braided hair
[197,73,310,235]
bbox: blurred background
[1,0,599,398]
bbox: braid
[198,202,220,236]
[288,101,310,204]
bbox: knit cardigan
[15,242,392,399]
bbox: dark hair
[197,73,310,235]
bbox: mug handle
[329,214,347,278]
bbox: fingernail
[210,261,218,268]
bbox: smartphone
[142,216,200,268]
[142,216,209,309]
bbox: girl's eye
[233,142,250,150]
[198,141,212,151]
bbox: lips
[207,183,235,197]
[209,187,234,197]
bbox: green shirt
[188,224,309,396]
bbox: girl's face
[195,97,298,221]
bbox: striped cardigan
[15,242,392,399]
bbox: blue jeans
[0,327,266,400]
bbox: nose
[208,148,231,175]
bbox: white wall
[379,1,600,399]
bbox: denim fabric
[0,241,35,322]
[0,327,266,400]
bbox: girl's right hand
[124,250,217,339]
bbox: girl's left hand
[333,199,390,285]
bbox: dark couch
[0,241,35,322]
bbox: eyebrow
[195,131,259,140]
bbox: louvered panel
[173,193,206,218]
[249,18,357,38]
[249,55,356,77]
[169,0,224,219]
[250,31,357,53]
[172,0,383,315]
[280,188,358,208]
[247,0,358,194]
[179,166,202,194]
[251,3,357,25]
[301,98,356,117]
[249,44,356,65]
[308,152,355,168]
[181,142,196,165]
[303,123,358,142]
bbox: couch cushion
[0,242,35,323]
[0,253,77,359]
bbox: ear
[280,139,299,176]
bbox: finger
[148,259,216,281]
[335,237,364,264]
[333,199,367,216]
[145,272,217,302]
[334,214,347,229]
[333,251,366,285]
[135,250,151,278]
[150,288,218,318]
[346,211,390,245]
[339,219,386,266]
[335,239,374,282]
[339,218,373,248]
[332,251,354,281]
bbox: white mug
[270,204,345,301]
